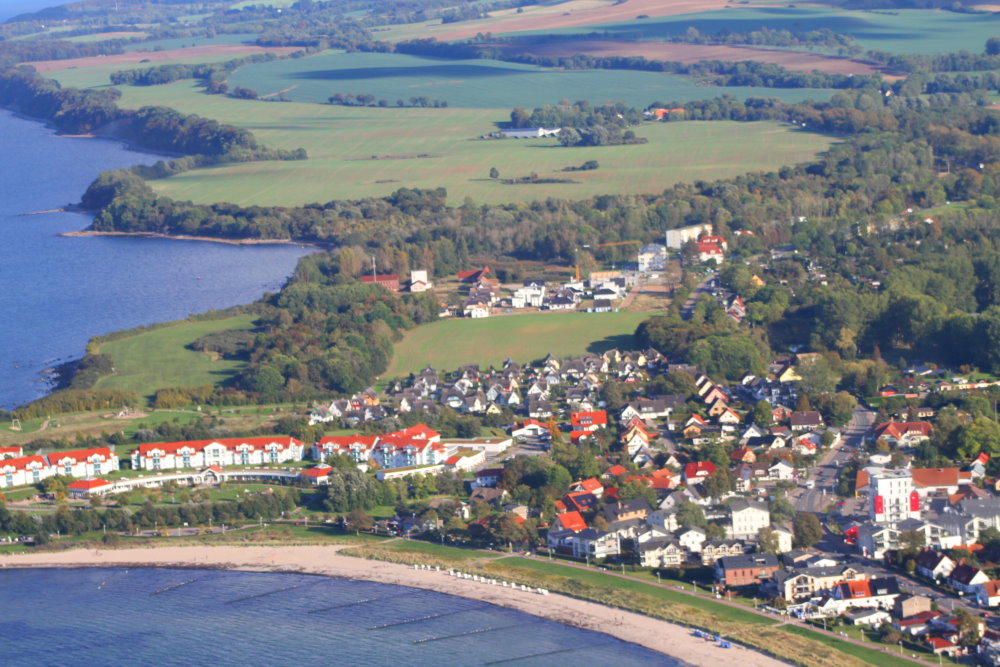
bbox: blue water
[0,110,314,409]
[0,568,681,666]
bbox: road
[679,272,717,320]
[792,405,873,514]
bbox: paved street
[791,406,873,514]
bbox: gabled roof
[571,410,608,428]
[47,447,114,465]
[556,510,587,532]
[573,478,603,494]
[0,455,49,472]
[684,461,715,479]
[911,467,961,488]
[135,437,302,458]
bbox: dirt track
[497,39,882,76]
[428,0,730,42]
[24,45,302,73]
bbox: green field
[49,54,259,90]
[93,315,258,401]
[522,6,1000,56]
[383,311,650,380]
[226,50,834,109]
[95,80,833,206]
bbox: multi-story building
[869,468,920,524]
[46,447,118,478]
[0,455,51,488]
[131,437,304,471]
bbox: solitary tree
[489,167,499,179]
[793,512,823,548]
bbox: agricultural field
[93,314,258,402]
[225,51,833,109]
[376,0,729,43]
[31,44,300,74]
[517,6,1000,56]
[382,310,650,380]
[491,39,881,76]
[101,80,833,206]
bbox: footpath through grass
[384,311,651,379]
[340,541,917,667]
[94,315,257,403]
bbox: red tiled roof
[684,461,715,479]
[68,478,111,490]
[574,478,603,493]
[571,410,608,428]
[47,447,114,465]
[0,446,22,456]
[300,466,331,478]
[134,437,302,458]
[556,510,587,532]
[606,464,627,477]
[874,421,933,441]
[0,455,49,472]
[911,467,961,489]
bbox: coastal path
[518,553,932,666]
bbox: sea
[0,568,682,666]
[0,110,315,409]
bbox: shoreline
[0,545,784,667]
[60,229,323,248]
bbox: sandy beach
[1,545,784,667]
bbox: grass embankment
[92,315,257,403]
[48,76,836,207]
[384,311,650,379]
[341,541,920,667]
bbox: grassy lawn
[226,50,831,109]
[781,624,924,667]
[379,539,503,561]
[384,310,650,380]
[93,314,258,403]
[496,556,774,625]
[99,80,833,207]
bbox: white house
[0,455,52,489]
[727,498,770,540]
[677,526,707,553]
[637,243,667,272]
[47,447,118,478]
[131,437,304,471]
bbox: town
[7,343,1000,662]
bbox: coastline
[60,230,322,248]
[0,544,783,667]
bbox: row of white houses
[0,448,118,489]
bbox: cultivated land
[379,0,731,43]
[92,315,257,401]
[224,50,834,109]
[383,311,650,380]
[26,44,300,73]
[81,80,832,206]
[520,6,1000,56]
[492,40,883,76]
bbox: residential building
[869,468,920,524]
[131,437,304,471]
[0,455,52,488]
[47,447,118,478]
[715,553,780,587]
[727,498,770,539]
[637,243,667,272]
